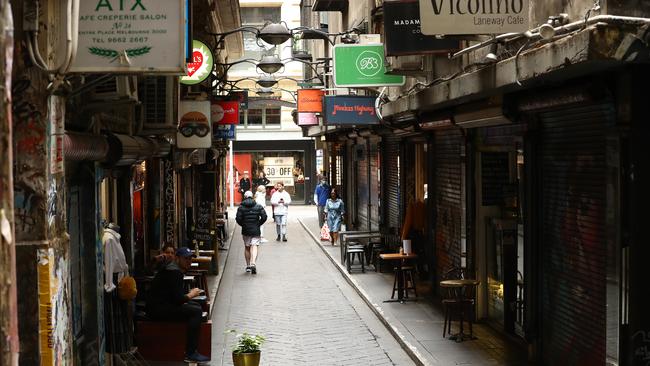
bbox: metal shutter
[357,140,369,230]
[434,128,464,280]
[383,136,401,230]
[539,103,614,365]
[369,138,381,230]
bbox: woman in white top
[254,185,268,242]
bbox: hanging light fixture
[256,87,275,97]
[257,75,278,88]
[257,55,284,74]
[258,23,292,45]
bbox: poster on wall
[177,100,211,149]
[71,0,186,73]
[264,157,295,187]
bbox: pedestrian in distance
[146,247,209,364]
[254,185,269,243]
[253,171,270,189]
[325,188,345,246]
[270,182,291,242]
[238,171,251,201]
[235,191,267,274]
[314,176,331,228]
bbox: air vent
[89,76,138,101]
[137,76,178,135]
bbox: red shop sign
[212,100,240,125]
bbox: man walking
[238,171,251,201]
[314,177,331,227]
[270,182,291,242]
[235,191,267,274]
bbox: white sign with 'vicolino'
[419,0,529,35]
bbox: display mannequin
[101,222,133,354]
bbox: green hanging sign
[180,40,214,85]
[333,44,405,88]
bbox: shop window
[240,108,281,127]
[247,109,263,125]
[266,108,281,125]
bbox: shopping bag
[320,222,331,241]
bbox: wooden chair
[441,267,476,339]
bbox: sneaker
[260,238,268,243]
[245,266,251,273]
[184,351,210,363]
[250,265,257,274]
[282,235,287,242]
[276,235,281,241]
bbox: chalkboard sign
[192,172,216,248]
[481,152,510,206]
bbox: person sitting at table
[146,247,209,364]
[325,188,345,246]
[147,244,176,274]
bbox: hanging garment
[102,227,129,292]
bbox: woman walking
[325,188,345,246]
[254,185,268,242]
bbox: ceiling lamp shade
[258,23,292,45]
[257,75,278,88]
[257,55,284,74]
[256,87,275,96]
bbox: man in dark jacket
[238,171,251,201]
[235,190,267,274]
[146,247,208,363]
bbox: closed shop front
[537,102,615,365]
[382,136,401,232]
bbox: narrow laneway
[211,206,414,366]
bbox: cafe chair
[391,265,417,299]
[346,244,366,274]
[441,267,476,339]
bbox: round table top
[439,279,480,287]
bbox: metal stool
[346,247,365,274]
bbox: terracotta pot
[232,351,261,366]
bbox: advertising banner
[71,0,186,73]
[177,100,211,149]
[298,112,319,126]
[333,44,405,87]
[384,0,460,56]
[323,96,380,125]
[264,157,295,187]
[297,89,324,113]
[211,100,240,125]
[419,0,529,35]
[180,40,214,85]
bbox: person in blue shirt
[314,177,331,227]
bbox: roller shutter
[357,140,369,230]
[539,103,614,365]
[369,138,381,230]
[434,128,464,281]
[383,137,401,230]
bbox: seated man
[147,244,176,275]
[146,247,209,364]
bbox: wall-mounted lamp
[256,55,284,74]
[258,23,292,45]
[256,75,278,88]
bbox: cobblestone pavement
[212,206,414,366]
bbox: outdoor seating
[392,265,417,299]
[440,267,479,341]
[346,246,366,273]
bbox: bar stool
[391,265,417,299]
[346,247,365,274]
[370,243,387,272]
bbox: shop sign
[211,100,239,125]
[71,0,186,73]
[177,100,211,149]
[384,1,460,56]
[333,44,405,87]
[263,157,295,187]
[180,40,214,85]
[323,96,380,125]
[419,0,529,35]
[298,112,319,126]
[214,124,236,140]
[297,89,324,113]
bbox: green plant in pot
[228,330,265,366]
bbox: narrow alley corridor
[211,206,414,366]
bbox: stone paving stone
[212,210,412,366]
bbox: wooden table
[440,279,480,341]
[379,253,418,303]
[341,232,382,264]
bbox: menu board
[481,152,510,206]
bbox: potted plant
[228,330,265,366]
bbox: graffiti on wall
[163,160,175,245]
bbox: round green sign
[180,40,213,85]
[355,50,383,77]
